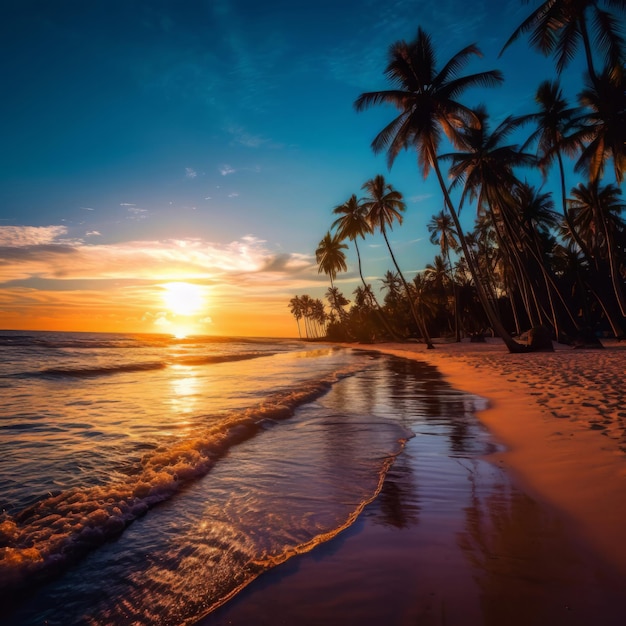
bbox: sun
[161,282,205,316]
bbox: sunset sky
[1,0,585,337]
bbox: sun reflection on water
[169,367,202,416]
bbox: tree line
[290,1,625,352]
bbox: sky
[0,0,589,338]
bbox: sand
[200,339,626,625]
[367,338,626,575]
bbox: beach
[203,338,626,626]
[3,333,626,624]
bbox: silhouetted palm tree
[312,298,328,337]
[428,210,461,339]
[298,294,314,338]
[500,0,626,84]
[316,231,348,288]
[381,270,403,308]
[354,28,526,351]
[326,286,350,322]
[332,193,399,338]
[569,180,626,317]
[515,80,584,217]
[332,195,372,293]
[288,296,304,338]
[576,69,626,184]
[362,174,434,347]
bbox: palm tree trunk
[579,17,598,86]
[445,250,461,342]
[354,240,401,340]
[381,228,435,348]
[597,206,626,317]
[430,154,525,352]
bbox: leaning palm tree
[354,28,527,352]
[427,210,461,340]
[361,174,434,347]
[288,296,304,338]
[500,0,626,84]
[315,231,348,288]
[298,294,314,339]
[332,195,373,293]
[332,193,399,339]
[569,180,626,317]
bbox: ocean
[0,331,488,625]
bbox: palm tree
[288,296,304,338]
[514,181,582,338]
[381,270,403,308]
[412,272,440,329]
[315,231,348,288]
[312,298,328,337]
[332,195,371,283]
[569,180,626,317]
[515,80,584,218]
[326,286,350,322]
[332,194,399,339]
[298,294,314,338]
[361,174,434,347]
[576,69,626,184]
[354,28,527,352]
[428,210,461,340]
[500,0,626,84]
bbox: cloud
[185,167,197,179]
[86,231,102,237]
[227,125,283,150]
[120,203,136,207]
[127,207,148,220]
[219,164,235,176]
[0,225,68,247]
[0,231,314,287]
[80,207,95,211]
[408,194,433,203]
[227,192,239,198]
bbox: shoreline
[354,338,626,576]
[201,339,626,625]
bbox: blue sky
[0,0,590,336]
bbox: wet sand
[199,340,626,625]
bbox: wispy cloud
[227,192,239,198]
[227,125,283,149]
[0,228,313,288]
[185,167,197,179]
[127,207,148,220]
[120,203,136,207]
[219,164,235,176]
[408,194,433,204]
[0,225,68,247]
[86,231,101,237]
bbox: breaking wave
[0,365,358,593]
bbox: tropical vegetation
[289,4,625,351]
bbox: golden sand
[364,338,626,575]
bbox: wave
[0,365,359,594]
[10,352,277,380]
[0,331,301,351]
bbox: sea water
[0,331,483,624]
